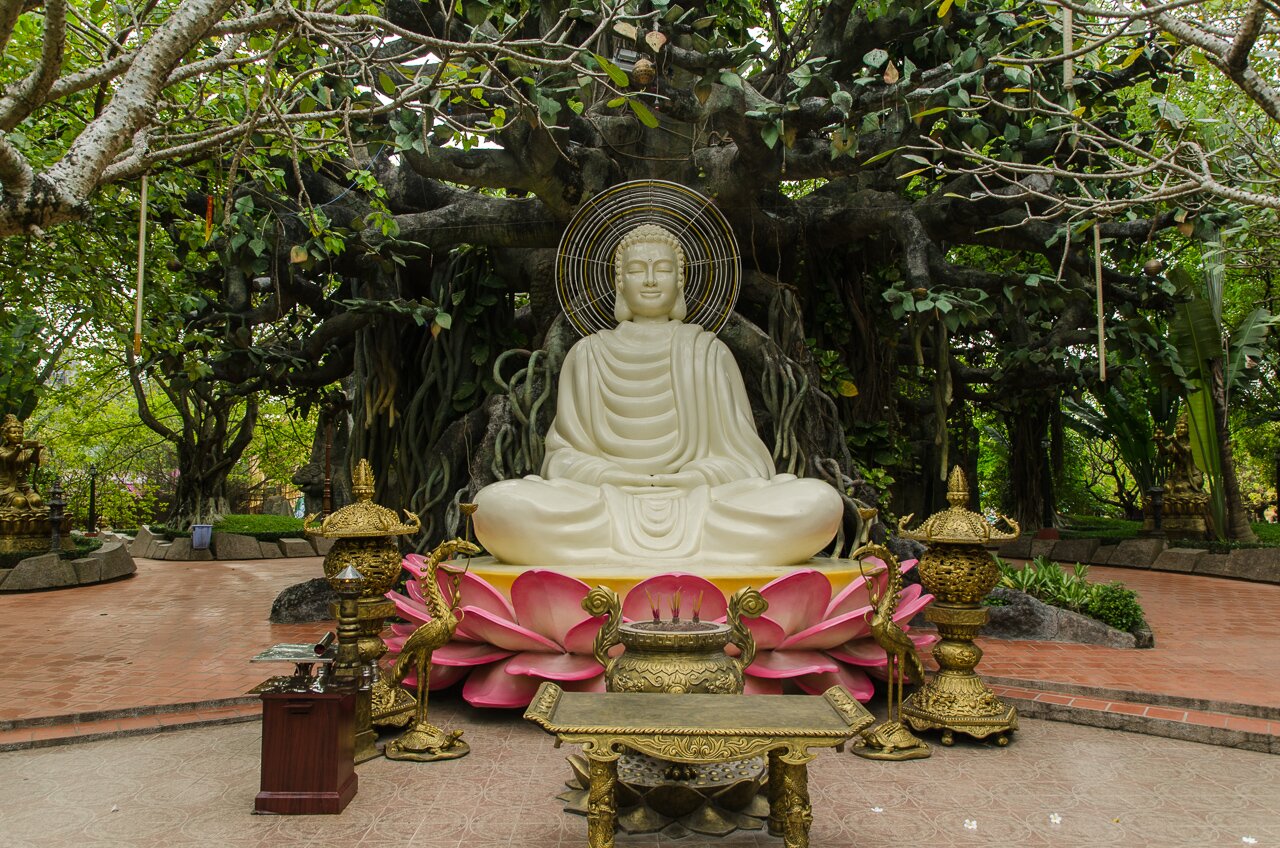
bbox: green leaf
[434,311,453,330]
[761,123,780,148]
[592,53,630,87]
[628,98,659,128]
[377,72,397,96]
[863,48,889,69]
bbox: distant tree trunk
[1211,360,1257,541]
[1005,395,1052,531]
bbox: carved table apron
[524,683,874,848]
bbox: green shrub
[996,555,1146,631]
[1086,582,1146,631]
[213,514,307,541]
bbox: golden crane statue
[384,536,481,762]
[851,541,931,760]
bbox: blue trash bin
[191,524,213,550]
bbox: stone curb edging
[1001,692,1279,755]
[0,540,137,592]
[0,695,259,732]
[985,675,1280,722]
[995,537,1280,584]
[0,709,260,753]
[128,526,334,562]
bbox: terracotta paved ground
[1,709,1277,848]
[976,565,1280,710]
[0,556,322,723]
[1,554,1277,749]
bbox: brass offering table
[524,682,873,848]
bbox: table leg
[585,755,618,848]
[779,760,812,848]
[767,750,785,836]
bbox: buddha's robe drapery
[474,321,842,567]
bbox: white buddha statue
[473,224,842,568]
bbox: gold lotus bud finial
[459,503,478,517]
[352,459,376,502]
[898,465,1020,544]
[946,466,969,507]
[304,458,422,539]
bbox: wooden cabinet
[256,688,358,815]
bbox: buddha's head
[613,224,687,323]
[1,415,20,445]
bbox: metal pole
[87,465,98,535]
[48,477,66,552]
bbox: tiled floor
[0,704,1276,848]
[0,556,322,724]
[976,566,1280,710]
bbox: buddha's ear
[614,288,632,322]
[670,292,687,322]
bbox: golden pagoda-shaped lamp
[306,459,420,762]
[898,466,1020,746]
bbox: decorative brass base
[371,672,416,728]
[0,530,75,554]
[354,727,380,764]
[899,601,1017,746]
[384,723,469,762]
[901,673,1017,746]
[853,720,931,760]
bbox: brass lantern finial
[352,459,376,502]
[946,466,969,507]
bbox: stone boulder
[309,535,335,556]
[129,525,162,559]
[1151,547,1207,573]
[983,587,1137,648]
[210,531,262,561]
[270,577,337,623]
[1049,538,1100,565]
[1107,538,1166,569]
[0,553,76,591]
[1197,548,1280,583]
[258,541,283,558]
[278,538,315,558]
[96,541,137,580]
[996,537,1033,560]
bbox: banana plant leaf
[1185,387,1225,539]
[1227,307,1279,391]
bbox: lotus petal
[511,569,594,643]
[458,605,563,652]
[743,676,784,695]
[745,649,839,679]
[622,573,728,622]
[826,640,888,667]
[433,641,515,667]
[892,585,932,625]
[824,571,880,618]
[401,553,426,578]
[742,614,788,650]
[505,651,603,681]
[562,616,606,656]
[440,570,517,622]
[758,570,832,636]
[900,558,919,573]
[402,662,469,691]
[793,666,876,702]
[387,591,433,627]
[778,605,874,650]
[462,659,545,708]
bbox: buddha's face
[1,420,19,445]
[617,239,682,321]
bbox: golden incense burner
[563,586,773,836]
[306,459,420,762]
[897,466,1020,746]
[583,586,766,695]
